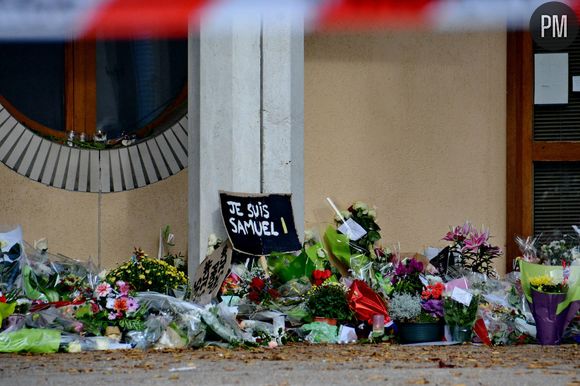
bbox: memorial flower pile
[1,202,579,354]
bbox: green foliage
[306,283,353,322]
[443,295,480,327]
[118,318,146,332]
[344,202,382,255]
[392,276,423,296]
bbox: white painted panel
[5,129,32,168]
[172,124,188,151]
[52,145,70,188]
[137,143,159,184]
[89,150,100,192]
[17,134,41,175]
[0,123,25,160]
[99,150,111,193]
[128,146,146,188]
[147,139,170,179]
[155,135,180,174]
[41,143,61,185]
[0,117,18,144]
[65,148,80,191]
[119,148,134,190]
[164,130,187,167]
[29,139,51,181]
[0,107,10,126]
[77,149,89,192]
[109,149,123,192]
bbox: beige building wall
[0,30,507,274]
[304,31,507,275]
[0,167,189,270]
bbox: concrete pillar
[262,14,305,239]
[188,14,304,272]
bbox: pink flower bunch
[96,281,140,321]
[443,222,502,278]
[443,222,473,243]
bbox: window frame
[506,31,580,270]
[0,39,187,141]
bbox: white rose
[353,201,368,211]
[368,208,377,219]
[208,233,218,247]
[304,229,315,242]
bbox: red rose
[323,269,332,279]
[0,293,6,303]
[267,288,280,299]
[248,291,260,303]
[250,277,265,291]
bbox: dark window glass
[0,42,65,131]
[96,39,187,139]
[534,161,580,242]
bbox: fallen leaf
[439,360,456,368]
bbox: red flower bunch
[421,282,444,300]
[0,292,6,303]
[312,269,332,286]
[247,277,280,304]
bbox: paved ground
[0,344,578,385]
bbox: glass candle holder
[372,314,385,334]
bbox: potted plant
[389,259,444,343]
[443,292,480,342]
[306,282,352,325]
[390,292,444,343]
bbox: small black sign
[219,191,301,256]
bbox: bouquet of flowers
[107,248,189,297]
[477,302,534,345]
[391,258,424,295]
[443,222,502,278]
[334,202,381,256]
[246,276,280,305]
[324,201,393,287]
[76,281,145,335]
[539,239,579,266]
[519,260,580,345]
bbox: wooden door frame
[506,31,533,271]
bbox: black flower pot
[398,322,443,343]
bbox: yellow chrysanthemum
[530,275,554,287]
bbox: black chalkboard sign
[219,191,301,255]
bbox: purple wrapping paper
[530,289,580,345]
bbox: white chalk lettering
[226,201,244,216]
